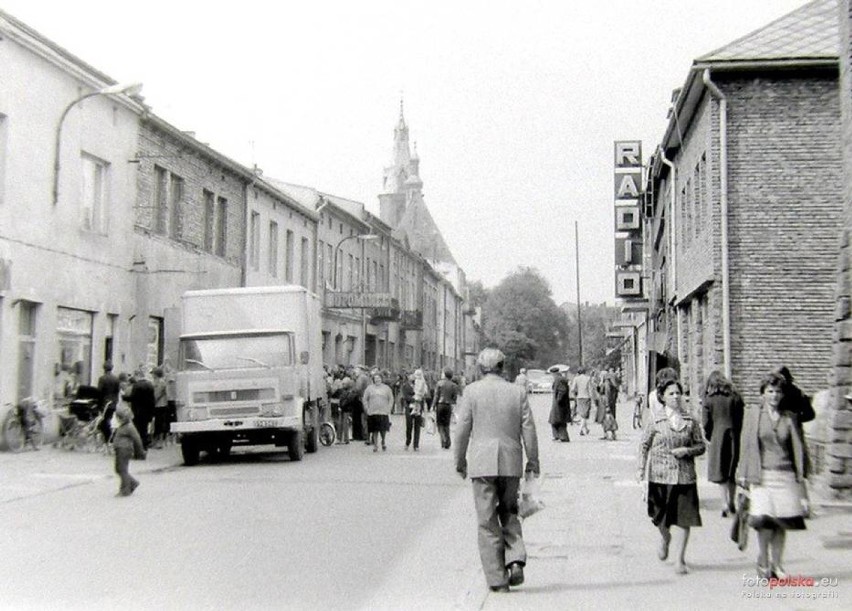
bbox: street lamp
[52,82,143,205]
[333,233,378,290]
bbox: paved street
[1,394,849,610]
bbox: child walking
[602,407,619,441]
[113,405,146,497]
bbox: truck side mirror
[300,351,310,365]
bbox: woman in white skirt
[737,372,810,579]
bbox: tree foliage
[480,267,569,375]
[561,302,622,370]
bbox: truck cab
[171,286,324,465]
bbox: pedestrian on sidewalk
[736,371,811,579]
[637,378,705,575]
[151,367,169,449]
[96,361,120,445]
[401,373,421,451]
[548,367,571,442]
[701,370,744,517]
[112,405,146,497]
[454,348,540,593]
[362,372,393,452]
[432,368,460,449]
[570,367,593,435]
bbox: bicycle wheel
[4,417,24,452]
[28,419,44,449]
[319,422,336,446]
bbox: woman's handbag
[424,411,436,435]
[730,489,750,551]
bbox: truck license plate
[255,419,277,428]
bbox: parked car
[526,369,555,393]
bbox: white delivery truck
[171,285,327,465]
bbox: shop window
[18,301,38,401]
[57,306,93,391]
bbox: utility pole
[575,220,583,367]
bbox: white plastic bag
[518,473,545,519]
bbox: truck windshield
[179,333,293,372]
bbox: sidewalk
[479,399,852,610]
[0,443,181,504]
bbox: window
[355,257,360,291]
[318,240,325,288]
[17,301,38,400]
[57,306,93,389]
[80,153,109,233]
[216,196,227,257]
[152,165,184,239]
[249,211,260,270]
[693,163,701,238]
[0,114,7,205]
[285,230,294,282]
[348,254,354,290]
[269,221,279,277]
[327,244,333,285]
[104,313,118,365]
[203,190,215,252]
[372,260,378,292]
[300,237,309,288]
[169,173,184,240]
[379,263,385,291]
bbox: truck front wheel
[288,431,304,462]
[181,438,200,466]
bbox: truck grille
[209,406,260,417]
[206,389,265,402]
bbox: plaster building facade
[0,10,144,420]
[0,8,481,443]
[644,0,842,411]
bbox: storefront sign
[370,307,401,322]
[614,140,644,300]
[325,292,399,310]
[400,310,423,330]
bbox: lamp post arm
[53,91,100,206]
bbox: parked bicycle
[3,398,46,452]
[319,399,336,446]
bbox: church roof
[697,0,837,65]
[396,196,457,266]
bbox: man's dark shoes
[507,562,525,586]
[489,585,510,593]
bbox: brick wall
[830,0,852,493]
[135,120,247,267]
[718,73,842,408]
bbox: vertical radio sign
[614,141,643,299]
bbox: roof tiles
[698,0,838,63]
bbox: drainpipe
[659,151,682,361]
[702,69,731,380]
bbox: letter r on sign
[615,141,641,167]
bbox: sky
[2,0,810,305]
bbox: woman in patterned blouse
[638,379,706,575]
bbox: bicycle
[319,399,336,446]
[3,398,46,452]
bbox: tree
[481,267,569,376]
[561,302,621,370]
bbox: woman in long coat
[701,370,744,516]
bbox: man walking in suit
[454,348,540,592]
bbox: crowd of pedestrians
[637,364,815,580]
[323,364,466,452]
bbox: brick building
[644,0,842,410]
[831,0,852,493]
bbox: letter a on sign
[615,172,641,199]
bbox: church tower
[379,100,422,227]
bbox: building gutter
[658,150,682,361]
[702,69,732,380]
